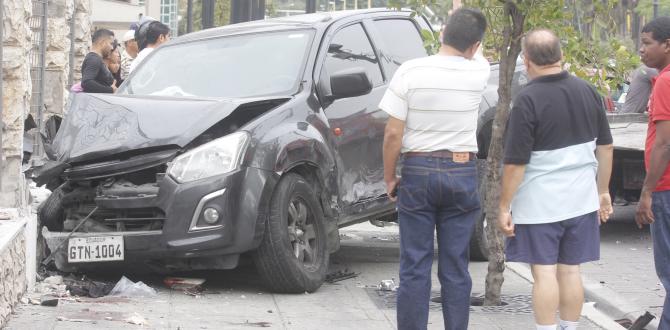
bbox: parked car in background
[35,9,525,293]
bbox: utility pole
[231,0,266,24]
[201,0,214,29]
[653,0,659,19]
[187,0,193,33]
[368,0,371,9]
[306,0,316,13]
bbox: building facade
[91,0,178,37]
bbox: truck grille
[65,205,166,232]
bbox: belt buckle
[452,152,470,163]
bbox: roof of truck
[172,9,412,44]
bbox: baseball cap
[122,30,136,42]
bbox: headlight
[168,131,249,183]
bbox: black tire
[253,173,329,293]
[38,187,65,231]
[469,212,489,261]
[470,159,490,261]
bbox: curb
[506,262,657,330]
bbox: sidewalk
[5,223,615,330]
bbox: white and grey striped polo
[379,54,490,153]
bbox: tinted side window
[373,19,428,71]
[325,23,384,86]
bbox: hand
[498,208,515,237]
[386,177,400,202]
[111,82,118,93]
[636,191,655,229]
[598,192,613,224]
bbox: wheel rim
[287,197,317,268]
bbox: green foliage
[402,0,640,94]
[636,0,670,18]
[388,0,442,54]
[178,0,231,35]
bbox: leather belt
[404,150,477,159]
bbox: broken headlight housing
[168,131,249,183]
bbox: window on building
[160,0,178,36]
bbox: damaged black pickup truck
[35,9,525,293]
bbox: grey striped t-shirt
[379,54,490,153]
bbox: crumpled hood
[53,93,240,163]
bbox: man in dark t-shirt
[498,29,614,330]
[621,64,658,113]
[81,29,116,93]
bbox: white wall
[91,0,145,26]
[145,0,160,21]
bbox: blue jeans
[652,190,670,329]
[396,156,479,330]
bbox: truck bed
[608,113,647,152]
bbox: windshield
[120,30,314,98]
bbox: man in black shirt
[498,29,614,330]
[81,29,116,93]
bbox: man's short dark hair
[442,8,487,53]
[523,29,562,66]
[642,16,670,43]
[145,21,170,47]
[92,29,114,44]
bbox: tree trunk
[483,0,525,307]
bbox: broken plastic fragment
[109,276,157,297]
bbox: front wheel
[253,173,329,293]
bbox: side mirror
[329,68,372,100]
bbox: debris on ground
[226,321,272,328]
[40,295,59,307]
[109,276,157,297]
[57,316,92,323]
[0,212,11,220]
[125,312,149,326]
[325,269,359,283]
[43,275,64,286]
[164,277,206,296]
[369,219,386,227]
[377,279,397,292]
[628,311,656,330]
[65,277,114,298]
[35,280,68,297]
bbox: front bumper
[50,166,278,264]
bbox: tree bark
[483,0,525,307]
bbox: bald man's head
[523,29,562,66]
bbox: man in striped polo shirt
[498,30,614,330]
[380,8,490,330]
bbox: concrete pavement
[579,207,664,329]
[5,222,615,330]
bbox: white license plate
[68,236,124,263]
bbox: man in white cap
[120,30,139,80]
